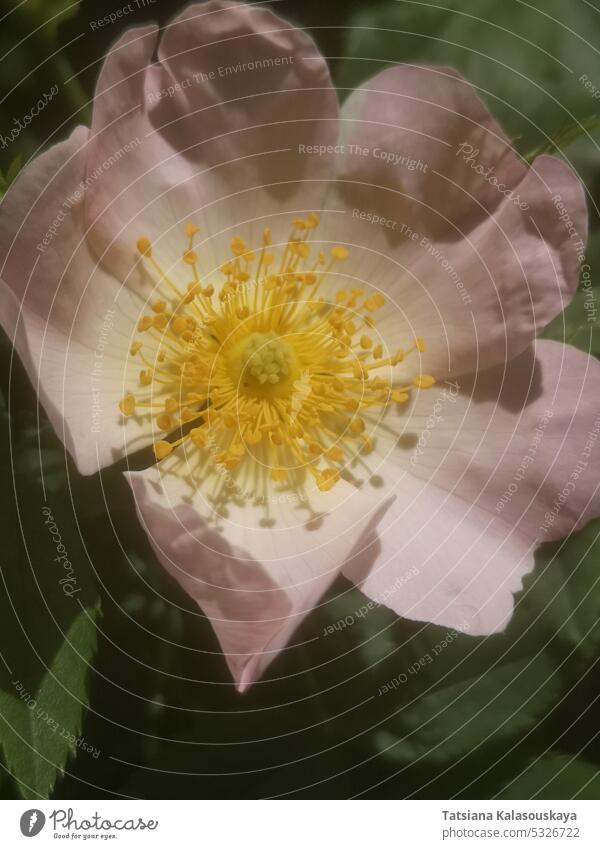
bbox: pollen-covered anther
[119,394,136,416]
[136,237,152,257]
[153,440,172,460]
[413,374,436,389]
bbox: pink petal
[338,65,525,233]
[344,340,600,634]
[85,2,338,278]
[126,464,393,690]
[323,151,586,377]
[0,127,156,474]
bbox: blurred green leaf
[336,0,600,154]
[320,585,560,769]
[0,154,22,195]
[542,290,600,355]
[373,648,560,767]
[521,519,600,661]
[526,114,600,162]
[22,0,81,42]
[0,406,99,799]
[499,753,600,799]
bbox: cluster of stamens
[118,215,435,494]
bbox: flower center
[230,331,298,397]
[119,215,435,496]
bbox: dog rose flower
[1,1,599,691]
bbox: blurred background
[1,0,600,799]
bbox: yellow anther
[139,369,153,386]
[137,316,153,332]
[183,249,198,265]
[293,218,307,230]
[185,223,199,238]
[181,407,196,423]
[335,290,348,304]
[153,440,172,460]
[171,316,188,335]
[296,242,311,260]
[247,429,262,445]
[363,293,385,311]
[201,284,214,297]
[331,246,349,260]
[415,336,426,352]
[271,430,284,446]
[156,414,172,431]
[317,468,340,492]
[118,394,136,417]
[263,228,272,246]
[360,335,373,350]
[413,374,436,389]
[373,344,383,359]
[152,313,167,330]
[326,445,344,461]
[391,349,405,366]
[271,467,288,481]
[391,390,410,403]
[231,236,248,257]
[349,417,365,434]
[306,212,319,229]
[136,237,152,257]
[151,299,166,313]
[129,341,142,356]
[309,441,323,455]
[190,427,206,448]
[165,397,179,414]
[236,306,250,320]
[361,435,374,454]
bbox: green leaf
[5,154,22,187]
[499,753,600,799]
[22,0,81,42]
[521,519,600,661]
[0,407,99,799]
[526,114,600,163]
[372,646,561,767]
[335,0,600,155]
[542,290,600,355]
[320,586,561,768]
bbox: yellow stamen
[122,215,436,497]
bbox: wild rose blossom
[1,0,599,691]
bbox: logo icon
[19,810,45,837]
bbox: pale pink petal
[85,2,338,278]
[344,340,600,634]
[0,127,155,473]
[126,465,393,690]
[337,65,525,234]
[320,151,586,377]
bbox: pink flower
[1,1,598,692]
